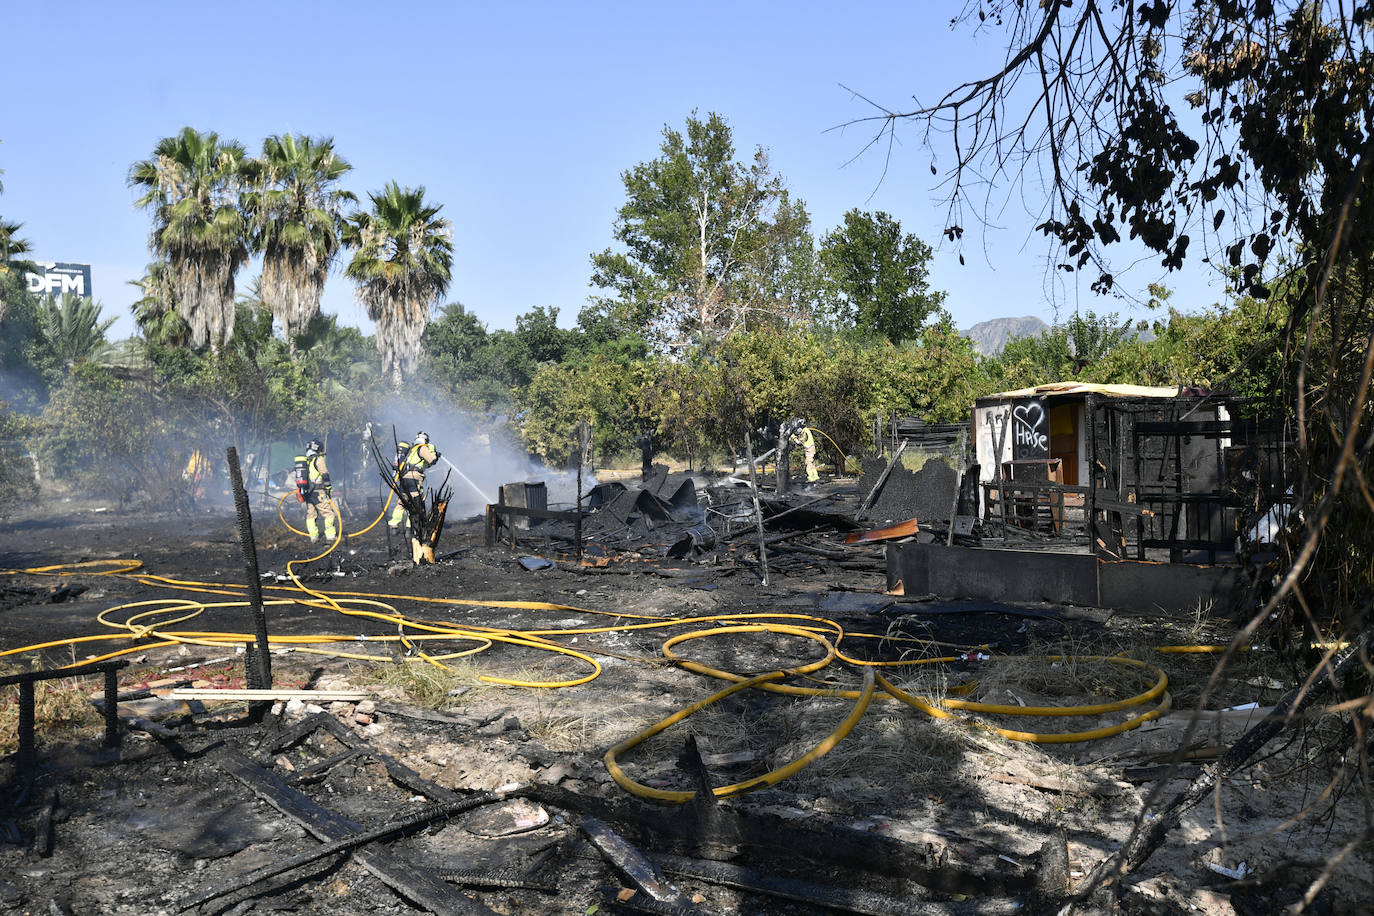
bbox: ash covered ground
[0,475,1368,916]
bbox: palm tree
[245,134,355,353]
[342,182,453,388]
[129,261,191,348]
[0,218,34,324]
[41,293,116,368]
[128,127,252,353]
[0,216,30,261]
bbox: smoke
[365,393,591,519]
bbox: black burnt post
[227,446,273,714]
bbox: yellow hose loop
[663,624,838,686]
[342,492,394,537]
[0,559,144,577]
[834,648,965,669]
[277,490,393,540]
[877,673,1174,743]
[604,668,877,802]
[942,655,1167,717]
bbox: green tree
[0,272,61,409]
[1096,292,1288,404]
[40,364,186,507]
[0,154,35,299]
[128,127,253,352]
[0,400,37,517]
[514,305,573,365]
[875,0,1374,884]
[343,182,454,389]
[0,216,31,276]
[818,209,945,343]
[983,310,1132,390]
[516,343,646,465]
[129,261,191,350]
[588,112,814,349]
[40,293,116,369]
[246,134,356,352]
[296,313,379,395]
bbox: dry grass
[781,701,971,802]
[0,674,103,753]
[361,657,489,708]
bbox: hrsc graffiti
[1012,401,1048,458]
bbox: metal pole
[226,446,272,717]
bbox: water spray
[438,455,496,506]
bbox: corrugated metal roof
[977,382,1197,401]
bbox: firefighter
[294,438,336,543]
[790,419,820,484]
[388,431,440,530]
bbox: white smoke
[366,395,592,519]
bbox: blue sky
[3,1,1229,342]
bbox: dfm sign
[25,262,93,298]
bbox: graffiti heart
[1012,402,1048,452]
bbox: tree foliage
[246,134,356,349]
[819,209,945,342]
[40,293,116,369]
[343,182,453,389]
[0,273,62,409]
[129,127,253,352]
[588,112,816,349]
[130,261,192,350]
[860,0,1374,891]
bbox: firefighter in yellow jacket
[294,438,337,543]
[388,432,439,530]
[790,420,820,484]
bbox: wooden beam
[217,749,497,916]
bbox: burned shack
[889,383,1286,614]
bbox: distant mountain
[961,316,1049,355]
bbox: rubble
[0,463,1367,915]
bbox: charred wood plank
[211,748,498,916]
[34,787,57,858]
[527,784,1032,897]
[583,817,695,908]
[372,701,479,726]
[270,709,467,804]
[264,710,336,754]
[597,886,705,915]
[655,852,1020,916]
[436,869,557,893]
[488,504,583,522]
[858,440,907,512]
[288,748,363,784]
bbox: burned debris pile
[486,467,883,576]
[855,455,972,542]
[0,662,1064,916]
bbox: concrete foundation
[887,542,1240,614]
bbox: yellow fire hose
[0,531,1243,802]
